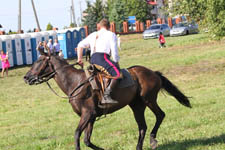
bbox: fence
[84,16,186,36]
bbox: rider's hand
[77,60,84,69]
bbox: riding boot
[101,79,118,104]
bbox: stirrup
[101,95,118,104]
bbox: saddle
[85,65,135,97]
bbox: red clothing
[159,35,165,43]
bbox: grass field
[0,33,225,150]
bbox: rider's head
[99,18,110,30]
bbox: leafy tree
[82,0,105,33]
[107,0,152,22]
[46,22,53,30]
[70,23,77,28]
[109,0,128,32]
[168,0,206,21]
[126,0,152,22]
[92,0,106,22]
[206,0,225,38]
[8,30,17,35]
[105,0,115,17]
[168,0,225,38]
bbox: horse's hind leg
[129,99,147,150]
[84,118,104,150]
[145,95,165,150]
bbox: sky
[0,0,94,32]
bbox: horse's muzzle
[24,73,37,85]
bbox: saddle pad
[118,69,135,88]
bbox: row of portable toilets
[0,27,86,69]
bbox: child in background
[58,50,64,59]
[0,50,10,78]
[159,32,166,48]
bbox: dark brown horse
[24,55,191,150]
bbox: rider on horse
[77,18,121,104]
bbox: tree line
[82,0,152,33]
[169,0,225,39]
[82,0,225,39]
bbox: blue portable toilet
[40,31,50,42]
[74,27,87,56]
[79,27,86,41]
[57,29,74,59]
[30,32,42,62]
[77,27,87,56]
[47,30,57,41]
[0,35,14,67]
[69,28,80,57]
[20,34,33,65]
[0,36,2,69]
[10,34,23,66]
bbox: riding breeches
[90,53,121,79]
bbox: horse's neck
[53,61,84,96]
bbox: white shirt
[47,42,54,53]
[53,42,60,52]
[78,28,120,62]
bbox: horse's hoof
[150,136,158,149]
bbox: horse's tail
[155,71,192,108]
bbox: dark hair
[99,18,110,29]
[160,32,163,35]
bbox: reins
[46,74,94,99]
[40,60,92,99]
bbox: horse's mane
[53,55,70,66]
[52,55,84,72]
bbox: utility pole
[18,0,22,33]
[31,0,41,31]
[70,6,73,25]
[79,0,82,26]
[71,0,77,27]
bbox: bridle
[34,56,93,99]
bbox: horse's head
[24,55,55,85]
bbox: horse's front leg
[74,110,94,150]
[84,118,104,150]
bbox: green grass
[1,33,225,150]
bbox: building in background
[147,0,167,19]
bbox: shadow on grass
[152,134,225,150]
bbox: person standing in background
[36,41,50,56]
[0,50,10,78]
[53,39,60,56]
[47,39,54,55]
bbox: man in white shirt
[77,19,120,104]
[53,39,60,55]
[47,39,54,55]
